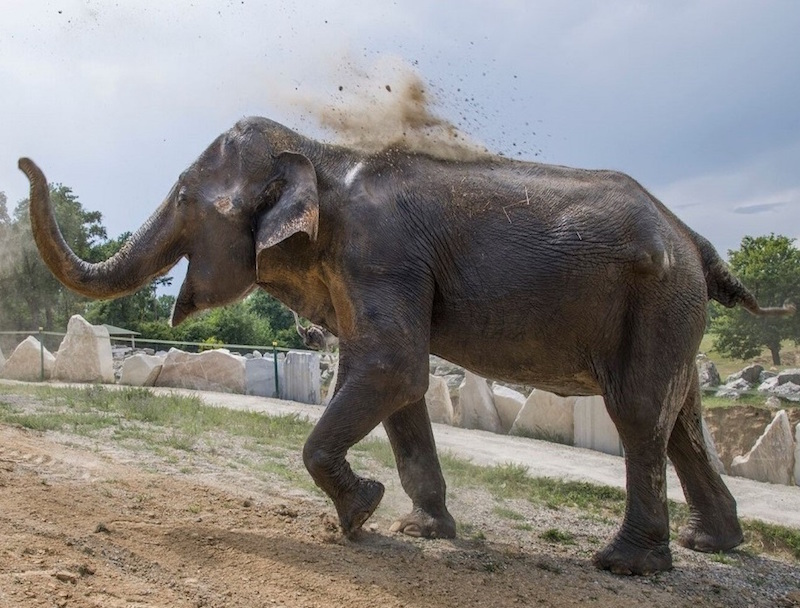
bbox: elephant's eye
[177,186,189,205]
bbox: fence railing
[0,328,307,395]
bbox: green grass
[493,505,526,521]
[0,384,312,452]
[2,383,800,562]
[699,334,799,379]
[539,528,575,544]
[439,456,627,515]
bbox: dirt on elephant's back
[703,405,800,471]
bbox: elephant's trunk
[18,158,184,300]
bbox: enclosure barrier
[0,329,301,396]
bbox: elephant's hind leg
[667,371,743,553]
[384,398,456,539]
[592,340,693,573]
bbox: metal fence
[0,328,295,394]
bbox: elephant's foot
[677,514,743,553]
[592,534,672,575]
[389,507,456,539]
[334,478,385,538]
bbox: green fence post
[272,341,280,398]
[38,327,44,382]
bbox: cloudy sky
[2,0,799,293]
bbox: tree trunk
[768,342,782,366]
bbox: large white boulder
[246,355,284,399]
[455,371,502,433]
[510,389,575,444]
[120,353,164,387]
[281,351,321,404]
[573,396,623,456]
[322,356,338,405]
[701,418,726,475]
[425,374,454,425]
[491,383,526,434]
[0,336,55,381]
[795,423,800,487]
[53,315,115,384]
[731,410,795,485]
[155,348,246,393]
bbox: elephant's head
[18,118,320,325]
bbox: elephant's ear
[255,151,319,257]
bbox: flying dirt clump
[294,58,492,162]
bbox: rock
[795,423,800,487]
[0,345,5,372]
[696,355,721,388]
[573,396,623,456]
[120,353,164,387]
[323,357,339,405]
[245,355,284,398]
[425,374,454,425]
[771,382,800,403]
[155,348,246,393]
[758,377,780,393]
[53,315,115,384]
[765,395,783,409]
[281,351,321,404]
[0,336,55,381]
[429,355,464,377]
[442,374,464,394]
[731,410,795,485]
[491,384,526,434]
[510,389,575,444]
[455,371,502,433]
[759,370,777,383]
[702,418,726,474]
[716,377,752,399]
[725,364,763,386]
[777,369,800,386]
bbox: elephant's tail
[693,230,796,317]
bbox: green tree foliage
[246,290,305,348]
[0,185,106,330]
[711,234,800,365]
[83,232,173,330]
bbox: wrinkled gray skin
[19,117,795,575]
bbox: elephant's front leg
[384,398,456,539]
[302,349,430,537]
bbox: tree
[0,185,107,330]
[83,232,173,330]
[246,290,305,348]
[711,234,800,365]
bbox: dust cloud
[285,56,493,162]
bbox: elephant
[19,116,795,575]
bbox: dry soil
[1,390,800,608]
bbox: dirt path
[1,397,800,607]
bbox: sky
[1,0,799,295]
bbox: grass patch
[0,385,312,450]
[493,505,526,521]
[539,528,575,544]
[440,455,626,515]
[741,519,800,560]
[699,334,799,379]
